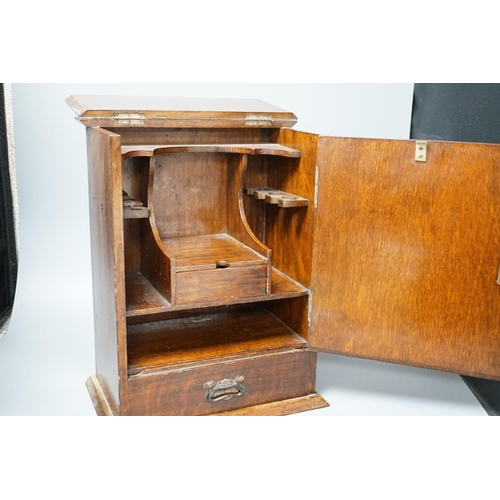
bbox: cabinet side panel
[86,127,128,414]
[310,137,500,380]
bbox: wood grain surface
[121,143,301,159]
[86,127,128,414]
[125,268,308,318]
[126,348,314,416]
[127,309,306,373]
[126,308,314,416]
[66,95,298,129]
[310,137,500,380]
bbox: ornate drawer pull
[204,376,245,403]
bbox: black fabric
[0,83,17,333]
[462,377,500,416]
[411,83,500,416]
[411,83,500,143]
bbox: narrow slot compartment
[127,309,307,377]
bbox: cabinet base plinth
[86,376,115,416]
[85,375,328,416]
[210,393,329,416]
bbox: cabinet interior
[118,127,316,376]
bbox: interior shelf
[121,143,302,159]
[244,186,309,208]
[127,309,307,376]
[125,268,308,318]
[122,192,150,219]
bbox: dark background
[0,83,17,334]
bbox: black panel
[411,83,500,143]
[0,83,17,334]
[411,83,500,416]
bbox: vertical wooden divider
[141,155,176,305]
[227,154,272,293]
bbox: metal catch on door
[415,141,428,162]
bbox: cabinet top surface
[66,95,297,128]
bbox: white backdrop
[0,83,486,415]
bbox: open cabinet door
[309,137,500,380]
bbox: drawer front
[125,349,316,416]
[176,264,268,305]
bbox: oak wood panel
[122,156,150,273]
[263,130,319,342]
[267,296,311,340]
[152,152,228,239]
[126,309,310,415]
[67,95,296,115]
[123,219,142,273]
[121,143,301,159]
[213,392,328,416]
[87,375,328,417]
[244,186,309,208]
[310,137,500,380]
[125,272,170,313]
[226,155,271,261]
[242,156,268,243]
[125,268,308,319]
[163,234,267,269]
[141,218,174,304]
[267,129,318,288]
[126,349,314,416]
[86,127,128,414]
[126,302,262,326]
[109,128,273,146]
[123,207,150,219]
[86,376,115,416]
[127,310,306,372]
[176,264,268,305]
[66,95,298,129]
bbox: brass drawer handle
[204,376,245,403]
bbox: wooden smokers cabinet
[67,95,500,416]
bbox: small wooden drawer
[126,348,315,416]
[176,263,268,305]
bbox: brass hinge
[245,114,273,126]
[308,290,313,327]
[314,165,320,208]
[113,113,146,126]
[415,141,428,162]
